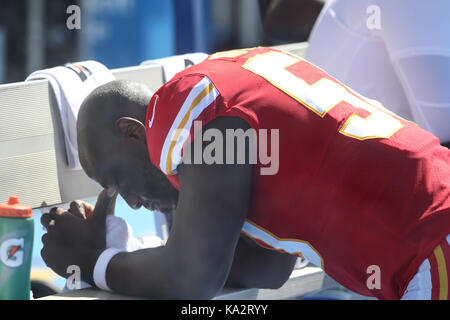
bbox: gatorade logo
[0,238,24,268]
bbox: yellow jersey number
[212,49,404,140]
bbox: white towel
[105,215,163,252]
[141,52,208,83]
[63,215,163,292]
[26,61,115,170]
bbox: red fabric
[428,249,441,300]
[145,47,450,299]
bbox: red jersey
[145,47,450,299]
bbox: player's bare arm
[224,234,297,289]
[105,116,253,298]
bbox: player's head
[77,80,178,214]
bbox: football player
[41,47,450,299]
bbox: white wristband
[93,248,125,291]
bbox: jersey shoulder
[174,46,286,78]
[145,73,221,178]
[144,46,307,179]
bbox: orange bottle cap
[0,196,32,218]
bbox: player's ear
[116,117,146,144]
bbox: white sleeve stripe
[159,76,220,174]
[241,220,323,268]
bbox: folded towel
[26,61,115,170]
[105,215,164,251]
[63,215,163,292]
[141,52,208,83]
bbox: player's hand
[67,200,95,219]
[40,188,118,284]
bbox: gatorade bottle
[0,196,34,300]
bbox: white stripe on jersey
[242,219,323,268]
[159,76,220,175]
